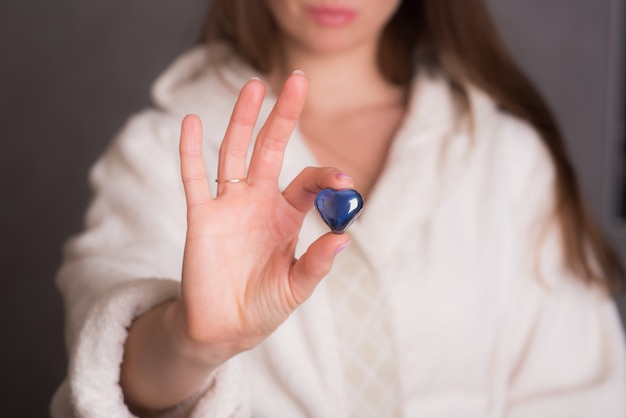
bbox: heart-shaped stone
[314,188,364,233]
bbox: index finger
[247,71,308,186]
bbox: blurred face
[265,0,402,56]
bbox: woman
[52,0,626,417]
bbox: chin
[294,31,371,55]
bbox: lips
[306,5,357,27]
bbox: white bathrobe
[51,45,626,417]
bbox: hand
[121,73,353,412]
[177,72,352,359]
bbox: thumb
[289,233,350,305]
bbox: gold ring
[215,177,247,184]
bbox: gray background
[1,0,624,416]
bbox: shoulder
[411,71,556,198]
[149,43,260,123]
[465,84,557,201]
[148,43,282,150]
[405,72,552,172]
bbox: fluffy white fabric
[51,45,626,417]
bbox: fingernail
[334,240,350,255]
[292,69,305,76]
[335,172,353,182]
[250,77,262,82]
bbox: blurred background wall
[0,0,624,416]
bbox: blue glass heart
[314,188,364,233]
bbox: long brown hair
[203,0,624,293]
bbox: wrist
[121,299,230,411]
[165,299,241,369]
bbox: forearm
[120,300,229,413]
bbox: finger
[289,233,350,306]
[217,78,266,194]
[247,71,308,186]
[180,115,210,209]
[282,167,355,213]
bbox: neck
[266,41,405,119]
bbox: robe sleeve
[494,116,626,417]
[50,110,249,418]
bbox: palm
[177,74,352,356]
[184,189,303,347]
